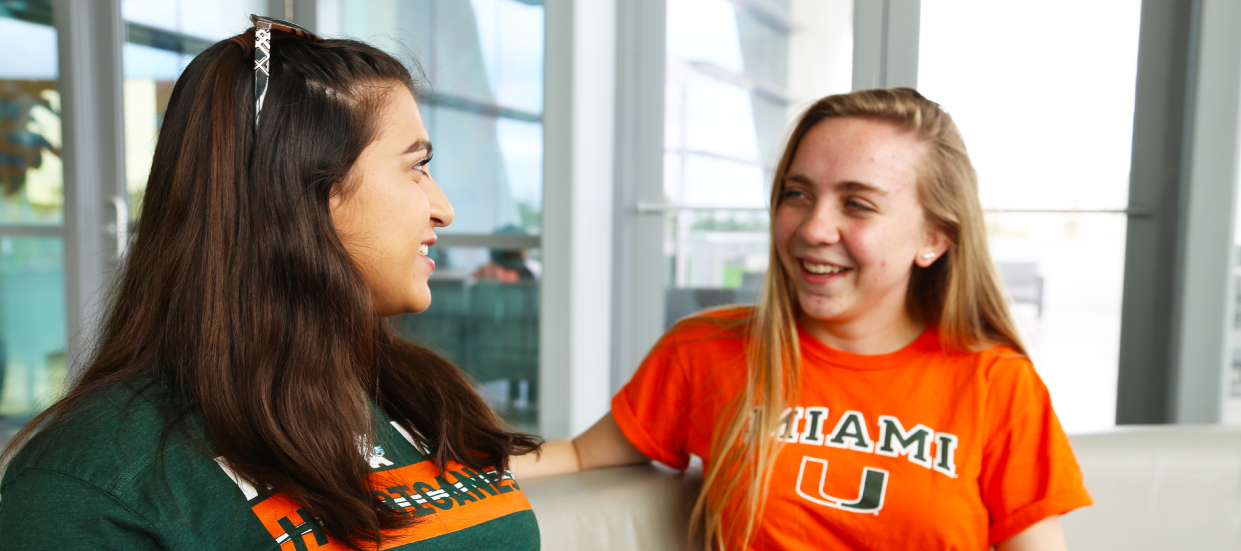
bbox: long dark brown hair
[3,29,540,547]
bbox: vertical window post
[54,0,126,376]
[542,0,618,438]
[1118,0,1241,424]
[852,0,920,90]
[611,0,667,394]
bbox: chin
[403,280,433,314]
[796,292,850,322]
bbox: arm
[510,412,650,479]
[0,471,165,551]
[995,517,1067,551]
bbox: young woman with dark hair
[0,17,541,550]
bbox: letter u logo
[795,456,889,515]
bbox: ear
[915,225,952,268]
[328,180,347,213]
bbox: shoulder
[956,344,1060,435]
[2,380,200,498]
[973,344,1043,391]
[661,306,753,347]
[930,337,1036,382]
[919,338,1047,406]
[628,307,753,389]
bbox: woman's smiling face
[773,117,948,333]
[331,86,453,316]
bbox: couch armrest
[521,462,702,551]
[1064,426,1241,550]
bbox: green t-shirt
[0,381,539,550]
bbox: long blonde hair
[687,88,1025,549]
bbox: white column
[852,0,920,90]
[269,0,318,27]
[1172,0,1241,423]
[55,0,127,375]
[611,0,667,394]
[541,0,618,438]
[787,0,854,120]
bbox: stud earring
[922,252,936,260]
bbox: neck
[798,308,926,355]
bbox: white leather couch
[522,426,1241,550]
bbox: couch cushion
[523,426,1241,550]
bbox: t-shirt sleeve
[611,332,696,471]
[0,470,164,551]
[979,356,1093,546]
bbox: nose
[796,201,842,246]
[424,172,454,228]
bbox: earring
[922,252,936,260]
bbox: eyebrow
[402,139,432,157]
[785,173,889,196]
[836,181,888,195]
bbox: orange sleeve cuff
[611,392,689,471]
[988,488,1094,546]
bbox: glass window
[0,1,67,444]
[663,0,850,325]
[320,0,545,431]
[121,0,264,217]
[394,246,541,434]
[0,3,63,226]
[0,237,66,418]
[918,0,1142,432]
[323,0,545,236]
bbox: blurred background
[1,0,1238,441]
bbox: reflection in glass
[663,210,769,327]
[121,1,262,218]
[121,0,263,41]
[918,1,1141,432]
[663,0,792,331]
[0,6,64,225]
[735,5,788,88]
[423,105,537,234]
[323,0,546,235]
[0,236,66,441]
[320,1,546,430]
[986,213,1126,433]
[396,247,541,433]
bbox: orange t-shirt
[612,308,1092,550]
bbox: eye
[413,154,432,175]
[779,189,808,203]
[845,198,873,212]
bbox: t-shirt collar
[796,322,942,370]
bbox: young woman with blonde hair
[515,88,1091,550]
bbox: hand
[473,262,520,282]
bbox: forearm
[996,517,1067,551]
[509,412,650,479]
[509,438,581,479]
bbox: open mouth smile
[801,259,850,275]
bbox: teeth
[419,244,429,256]
[802,260,846,274]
